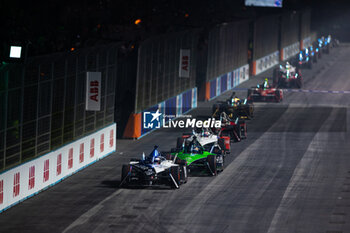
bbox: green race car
[168,136,224,176]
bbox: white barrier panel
[302,37,312,50]
[255,51,280,75]
[0,123,116,213]
[191,88,197,109]
[282,42,300,61]
[209,64,249,100]
[238,64,250,85]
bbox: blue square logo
[143,110,162,129]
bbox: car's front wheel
[207,154,217,176]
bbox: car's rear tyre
[275,90,281,102]
[241,123,247,139]
[296,78,302,89]
[247,89,252,99]
[249,105,254,119]
[176,137,184,149]
[218,138,226,151]
[233,125,241,142]
[212,104,220,118]
[166,154,174,160]
[207,154,217,176]
[180,165,188,183]
[121,164,131,186]
[170,166,181,188]
[273,68,279,87]
[308,61,312,69]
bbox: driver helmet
[286,62,291,70]
[149,145,160,163]
[192,145,200,153]
[202,130,210,137]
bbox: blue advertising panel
[221,74,227,93]
[182,89,192,114]
[210,79,217,99]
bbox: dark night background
[1,0,350,58]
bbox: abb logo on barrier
[90,139,95,158]
[100,134,104,152]
[86,72,101,111]
[57,154,62,176]
[68,148,73,169]
[43,159,49,182]
[13,172,20,197]
[109,130,114,148]
[79,143,84,163]
[28,166,35,190]
[182,56,189,71]
[179,49,190,78]
[0,180,3,204]
[89,81,99,102]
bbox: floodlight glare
[10,46,22,58]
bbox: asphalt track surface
[1,45,350,233]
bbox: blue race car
[120,146,187,189]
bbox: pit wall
[252,51,279,76]
[123,88,197,139]
[205,64,249,101]
[280,41,300,61]
[0,123,116,213]
[301,36,312,50]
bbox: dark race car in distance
[247,85,283,103]
[212,92,254,120]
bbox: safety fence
[206,21,249,82]
[0,44,118,173]
[253,15,280,61]
[134,30,198,113]
[0,123,116,213]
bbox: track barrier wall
[206,64,249,100]
[301,36,312,50]
[252,51,279,76]
[123,88,197,139]
[0,123,116,213]
[281,41,300,61]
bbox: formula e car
[213,112,247,142]
[120,146,187,189]
[212,92,254,120]
[294,48,313,69]
[179,127,231,154]
[169,136,224,176]
[308,45,318,63]
[318,36,330,54]
[273,63,302,88]
[247,85,283,102]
